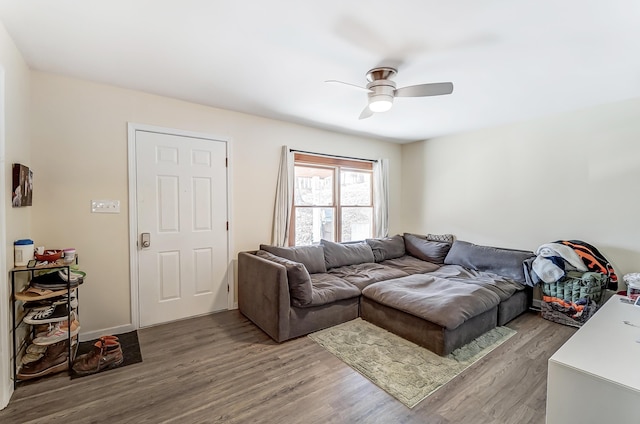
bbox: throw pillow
[404,233,452,264]
[427,233,455,244]
[259,244,327,274]
[321,239,375,269]
[365,235,406,262]
[255,250,313,307]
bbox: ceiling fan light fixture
[368,94,394,112]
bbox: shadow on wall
[401,141,428,232]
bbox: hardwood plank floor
[0,310,576,424]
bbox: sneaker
[29,272,79,290]
[51,292,78,309]
[57,269,86,284]
[24,303,71,325]
[22,305,55,323]
[32,317,80,346]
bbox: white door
[135,130,228,327]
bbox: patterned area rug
[308,319,516,408]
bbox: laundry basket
[540,271,610,327]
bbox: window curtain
[373,158,389,238]
[271,146,294,246]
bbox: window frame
[290,153,374,246]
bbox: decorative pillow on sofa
[404,233,452,264]
[321,239,375,269]
[365,235,406,262]
[255,250,313,307]
[444,240,534,284]
[259,244,327,274]
[427,233,455,244]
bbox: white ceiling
[1,0,639,143]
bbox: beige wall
[402,98,640,287]
[0,21,31,407]
[1,24,31,261]
[30,71,403,334]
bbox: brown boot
[18,340,69,380]
[72,336,123,375]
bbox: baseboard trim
[0,380,12,411]
[79,324,136,342]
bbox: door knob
[141,233,151,248]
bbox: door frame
[0,68,11,409]
[127,123,234,329]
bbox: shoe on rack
[22,305,55,323]
[17,340,70,380]
[32,316,80,346]
[51,292,78,309]
[15,287,69,302]
[57,269,86,284]
[73,336,123,375]
[26,344,48,355]
[24,303,71,325]
[21,351,44,365]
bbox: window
[291,153,374,246]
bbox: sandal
[15,287,69,302]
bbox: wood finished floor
[1,310,576,424]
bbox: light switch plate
[91,199,120,213]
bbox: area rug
[308,319,516,408]
[71,330,142,379]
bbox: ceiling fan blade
[394,82,454,97]
[359,106,374,120]
[325,80,371,93]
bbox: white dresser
[546,295,640,424]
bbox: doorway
[128,124,231,328]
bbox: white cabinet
[546,295,640,424]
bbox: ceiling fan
[326,67,454,119]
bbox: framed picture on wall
[12,163,33,207]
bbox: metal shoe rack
[9,256,81,387]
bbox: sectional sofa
[238,234,534,355]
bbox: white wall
[0,20,31,409]
[402,98,640,286]
[29,71,403,334]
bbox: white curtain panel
[271,145,294,246]
[373,158,389,238]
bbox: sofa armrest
[238,251,291,342]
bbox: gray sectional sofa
[238,234,534,356]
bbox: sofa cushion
[321,239,375,269]
[255,250,313,307]
[444,240,534,284]
[404,233,452,264]
[305,273,361,307]
[260,244,327,274]
[366,235,406,262]
[362,273,500,331]
[328,262,409,290]
[381,255,442,275]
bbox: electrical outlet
[91,199,120,213]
